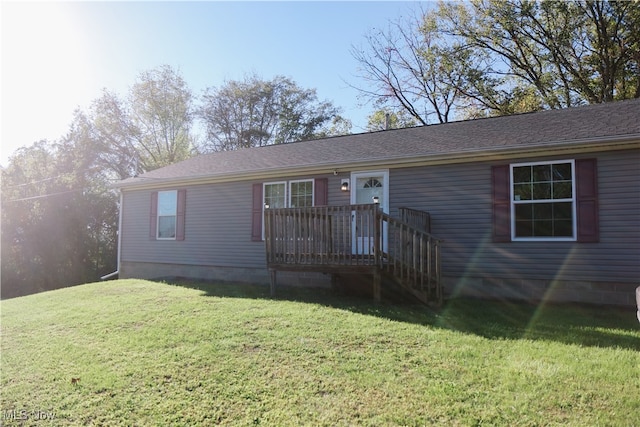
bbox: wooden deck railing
[264,204,382,268]
[264,204,442,304]
[398,207,431,234]
[381,212,442,304]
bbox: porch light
[372,196,380,204]
[264,203,270,209]
[340,179,349,192]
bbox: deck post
[374,206,382,267]
[373,269,381,302]
[269,269,277,297]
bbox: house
[113,99,640,306]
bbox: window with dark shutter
[511,161,575,239]
[254,178,328,241]
[492,158,599,243]
[150,189,186,241]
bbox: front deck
[264,204,443,305]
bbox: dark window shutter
[176,189,186,241]
[492,165,511,242]
[576,158,599,242]
[251,183,263,241]
[150,191,158,240]
[314,178,329,206]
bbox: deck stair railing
[380,212,442,304]
[398,207,431,234]
[264,204,442,305]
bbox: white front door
[351,170,389,254]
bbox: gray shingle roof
[118,98,640,187]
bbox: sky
[1,1,426,166]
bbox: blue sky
[1,1,426,165]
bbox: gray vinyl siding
[121,181,262,268]
[389,149,640,284]
[120,173,341,270]
[120,149,638,286]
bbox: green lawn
[1,279,639,426]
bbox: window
[259,179,315,240]
[150,190,186,241]
[263,180,314,209]
[252,179,327,241]
[362,178,382,188]
[289,180,313,208]
[511,160,575,240]
[157,190,178,239]
[263,182,286,209]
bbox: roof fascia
[117,134,640,191]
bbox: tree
[1,65,200,298]
[1,139,117,298]
[351,0,640,122]
[316,116,353,138]
[68,65,198,177]
[350,7,465,125]
[366,108,419,132]
[70,91,140,180]
[1,142,59,296]
[199,75,344,151]
[437,0,640,112]
[129,65,196,169]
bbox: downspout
[101,189,123,280]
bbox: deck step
[334,272,428,305]
[380,270,430,305]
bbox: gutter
[101,190,124,280]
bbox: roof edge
[115,133,640,191]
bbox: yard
[1,279,639,426]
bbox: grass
[1,279,639,426]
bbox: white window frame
[157,190,178,240]
[510,159,576,242]
[262,179,316,240]
[262,181,287,241]
[263,181,287,210]
[288,179,314,208]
